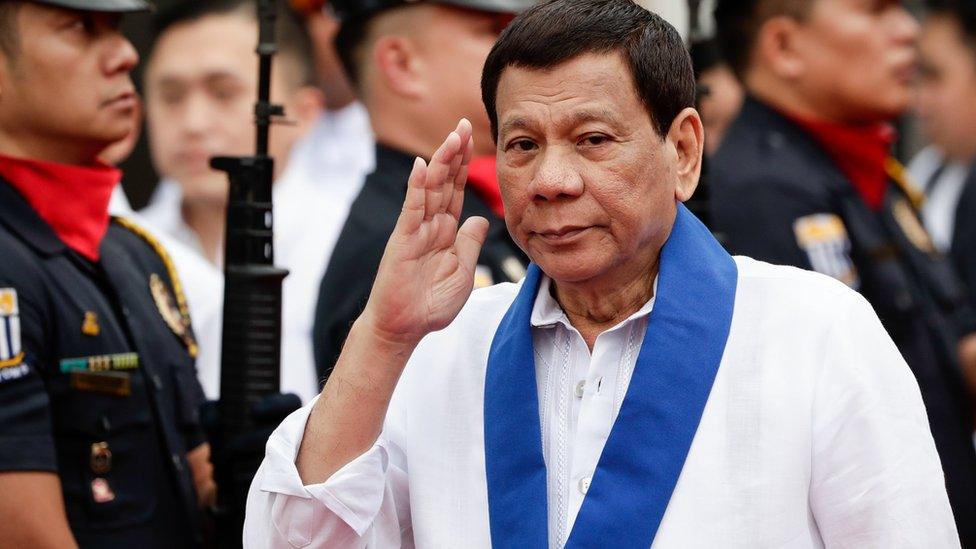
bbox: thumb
[455,216,490,275]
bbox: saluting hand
[360,119,490,346]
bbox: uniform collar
[0,176,69,257]
[0,154,120,261]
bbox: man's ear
[667,107,704,203]
[372,35,424,100]
[755,15,806,80]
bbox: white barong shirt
[244,257,958,548]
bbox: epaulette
[111,216,199,358]
[885,157,926,211]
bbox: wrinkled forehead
[494,52,648,137]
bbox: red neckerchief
[467,155,505,218]
[785,113,896,211]
[0,153,120,261]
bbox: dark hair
[926,0,976,54]
[481,0,694,141]
[713,0,809,80]
[0,1,22,57]
[150,0,315,88]
[334,14,371,89]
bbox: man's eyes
[507,139,538,152]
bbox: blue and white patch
[0,288,27,382]
[793,214,860,289]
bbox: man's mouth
[533,225,591,245]
[102,91,137,110]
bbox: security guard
[312,0,534,377]
[0,0,212,546]
[710,1,976,543]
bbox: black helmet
[28,0,152,12]
[330,0,534,21]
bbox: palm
[364,120,489,343]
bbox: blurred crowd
[5,0,976,545]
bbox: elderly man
[244,1,956,546]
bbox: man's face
[145,13,300,205]
[915,15,976,162]
[414,5,511,156]
[496,53,682,285]
[791,0,918,122]
[0,4,139,160]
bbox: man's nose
[103,33,140,76]
[529,149,584,202]
[889,6,920,46]
[182,94,217,135]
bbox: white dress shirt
[909,145,971,253]
[244,257,958,548]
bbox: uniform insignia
[60,353,140,374]
[114,217,198,358]
[0,289,26,376]
[70,371,131,396]
[892,199,936,253]
[793,214,860,288]
[91,477,116,503]
[150,273,198,355]
[474,265,495,289]
[501,256,527,282]
[82,311,100,337]
[90,442,113,475]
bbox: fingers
[448,134,475,219]
[454,216,490,276]
[426,120,474,220]
[396,157,429,234]
[424,131,461,219]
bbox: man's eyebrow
[566,108,625,130]
[498,117,535,139]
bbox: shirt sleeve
[0,255,57,473]
[243,396,412,548]
[809,291,959,547]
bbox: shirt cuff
[258,397,393,537]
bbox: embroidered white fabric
[243,257,959,548]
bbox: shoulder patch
[793,214,860,289]
[0,288,28,381]
[112,217,198,358]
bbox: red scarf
[0,154,120,261]
[467,155,505,218]
[785,114,896,211]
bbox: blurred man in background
[287,1,375,224]
[311,0,533,378]
[691,39,744,157]
[912,0,976,319]
[0,0,214,545]
[710,1,976,540]
[141,0,339,403]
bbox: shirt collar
[530,274,657,331]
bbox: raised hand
[360,119,490,346]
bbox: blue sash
[484,204,737,548]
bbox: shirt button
[151,373,163,391]
[575,380,585,399]
[578,476,591,495]
[172,454,184,472]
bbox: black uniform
[947,167,976,313]
[710,97,976,545]
[0,179,207,548]
[312,144,527,379]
